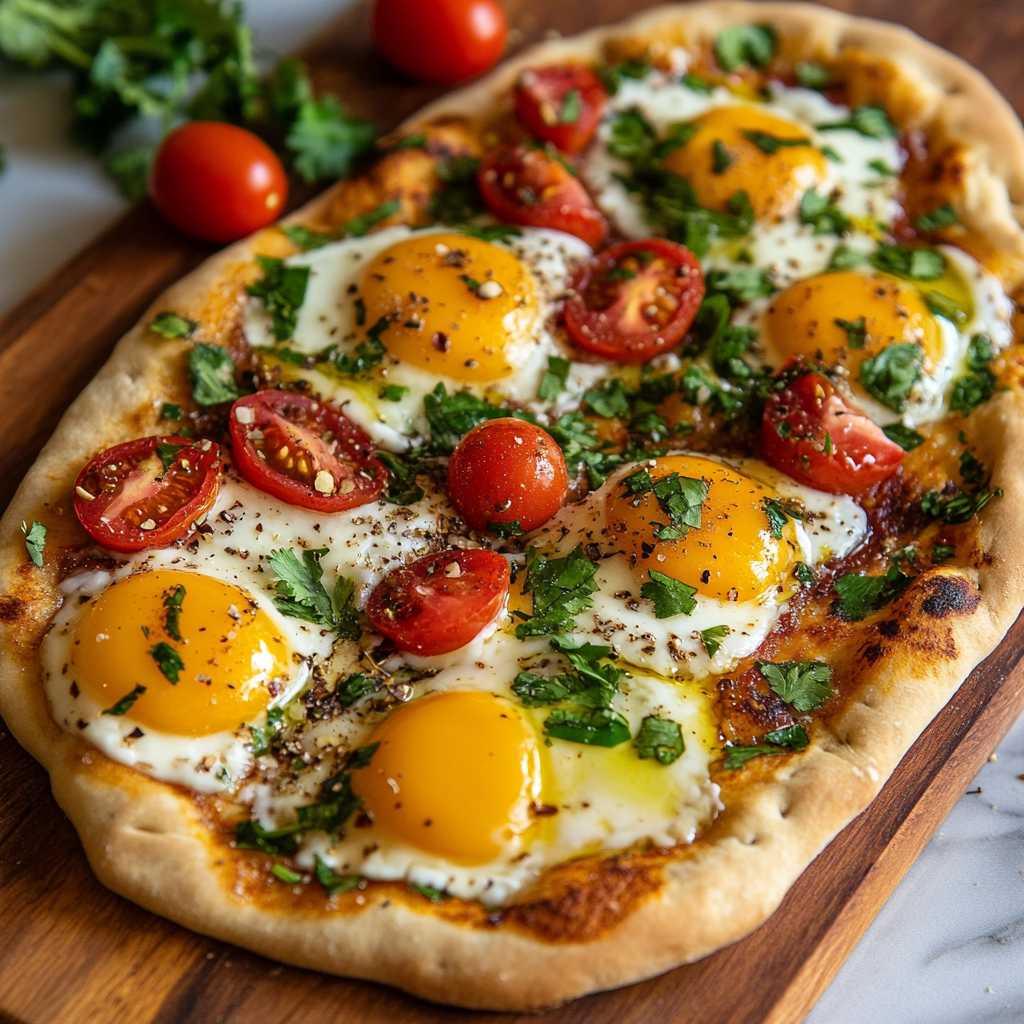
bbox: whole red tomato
[149,122,289,243]
[372,0,507,84]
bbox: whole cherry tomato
[447,418,569,534]
[149,122,288,243]
[564,239,705,362]
[73,436,222,552]
[759,362,905,495]
[229,391,386,512]
[514,65,608,154]
[477,143,608,249]
[372,0,507,84]
[366,549,511,655]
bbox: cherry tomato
[73,436,222,553]
[759,363,905,495]
[366,549,511,655]
[229,391,386,512]
[563,239,705,362]
[447,418,568,534]
[149,122,288,243]
[477,143,608,249]
[514,65,608,154]
[371,0,507,84]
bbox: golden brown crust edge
[2,2,1024,1011]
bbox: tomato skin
[564,239,705,362]
[759,364,905,495]
[229,391,386,512]
[73,436,222,553]
[149,122,288,243]
[366,549,511,656]
[448,419,569,533]
[514,65,608,154]
[477,143,608,249]
[372,0,507,84]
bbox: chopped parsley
[375,450,427,506]
[409,883,451,902]
[833,564,911,621]
[959,448,987,488]
[921,487,1002,525]
[870,244,945,281]
[159,402,182,420]
[333,315,391,374]
[315,855,363,896]
[155,441,187,474]
[596,58,653,95]
[700,625,731,658]
[714,23,777,71]
[544,707,631,748]
[423,382,536,454]
[827,245,867,271]
[488,519,523,539]
[817,104,898,139]
[859,343,923,412]
[835,316,867,349]
[250,706,283,757]
[246,255,310,341]
[799,187,851,235]
[723,744,786,770]
[379,384,409,402]
[282,200,401,250]
[925,290,967,325]
[743,130,810,154]
[269,548,360,638]
[538,355,572,401]
[336,673,379,708]
[150,642,184,683]
[150,312,197,339]
[950,333,997,416]
[513,636,624,712]
[762,497,804,539]
[102,685,146,717]
[868,159,897,177]
[705,267,775,303]
[712,139,733,174]
[188,344,240,406]
[794,562,815,586]
[758,660,834,711]
[634,716,685,765]
[765,724,810,750]
[162,585,186,641]
[914,204,958,232]
[795,61,831,89]
[683,72,713,93]
[641,570,698,619]
[23,520,46,567]
[932,544,957,564]
[882,424,925,450]
[271,864,302,885]
[514,544,599,639]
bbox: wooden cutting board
[3,2,1024,1022]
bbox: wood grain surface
[3,2,1024,1023]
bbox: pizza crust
[2,2,1024,1010]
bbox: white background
[0,2,1022,1020]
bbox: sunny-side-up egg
[240,627,722,904]
[745,244,1014,427]
[42,464,465,792]
[243,225,607,450]
[581,68,904,287]
[524,451,866,679]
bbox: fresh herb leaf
[921,487,1002,525]
[914,204,958,232]
[23,520,46,567]
[762,497,803,539]
[235,820,300,856]
[950,333,997,416]
[723,744,785,770]
[336,673,378,708]
[333,315,390,374]
[714,23,777,72]
[882,424,925,450]
[765,724,810,750]
[458,224,523,242]
[423,382,535,454]
[544,707,631,747]
[596,58,652,94]
[818,104,898,139]
[833,564,910,620]
[925,290,967,325]
[932,544,956,564]
[155,441,187,474]
[683,72,713,93]
[488,519,523,538]
[512,671,571,707]
[799,186,851,235]
[705,267,774,303]
[269,548,359,637]
[283,200,401,249]
[634,716,684,765]
[427,155,484,223]
[150,642,184,683]
[794,562,815,585]
[247,255,310,341]
[315,855,362,896]
[712,139,733,173]
[515,544,599,638]
[189,344,240,406]
[868,159,896,177]
[286,95,374,182]
[160,403,182,420]
[641,570,698,618]
[860,342,923,412]
[959,448,986,488]
[795,61,831,89]
[271,864,302,885]
[409,884,450,902]
[835,316,867,349]
[758,660,834,711]
[827,245,867,270]
[743,130,810,154]
[870,244,945,281]
[375,450,427,506]
[379,384,409,402]
[700,624,731,658]
[102,684,146,717]
[250,706,283,757]
[651,473,709,537]
[538,355,572,401]
[150,312,197,339]
[560,88,581,123]
[162,585,186,641]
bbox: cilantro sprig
[247,256,311,342]
[269,548,360,638]
[757,660,834,711]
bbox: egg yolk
[352,690,540,865]
[605,455,800,603]
[763,270,944,376]
[73,570,289,737]
[359,232,539,382]
[663,106,828,221]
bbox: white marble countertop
[1,3,1022,1021]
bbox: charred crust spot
[0,595,26,622]
[920,575,981,620]
[877,619,900,639]
[862,643,885,666]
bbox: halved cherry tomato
[759,362,905,495]
[366,549,511,656]
[563,239,705,362]
[229,391,386,512]
[371,0,507,84]
[448,418,568,534]
[149,122,288,243]
[514,65,608,154]
[73,436,222,552]
[477,143,608,249]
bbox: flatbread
[2,1,1023,1011]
